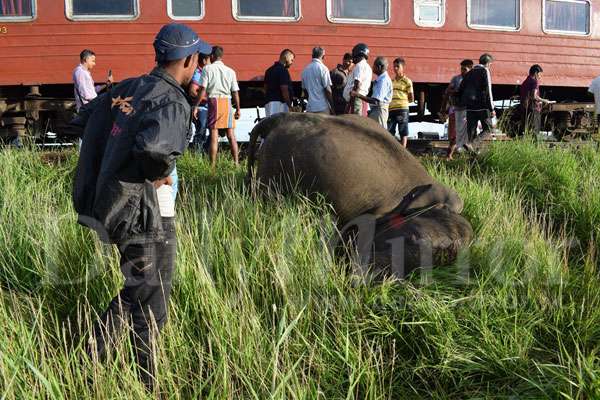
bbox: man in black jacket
[458,53,495,148]
[72,23,211,390]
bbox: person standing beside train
[388,58,414,148]
[458,53,495,149]
[343,43,373,117]
[520,64,552,137]
[189,53,212,152]
[351,56,392,128]
[197,46,241,169]
[72,49,114,112]
[301,47,334,114]
[330,53,353,115]
[264,49,295,117]
[440,59,473,160]
[72,23,211,391]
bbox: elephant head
[336,207,473,281]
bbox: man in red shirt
[520,64,552,136]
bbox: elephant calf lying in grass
[246,113,473,279]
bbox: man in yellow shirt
[388,58,414,148]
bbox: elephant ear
[387,184,434,216]
[401,183,464,215]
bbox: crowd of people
[73,39,574,164]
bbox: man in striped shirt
[72,49,113,111]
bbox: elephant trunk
[245,123,262,187]
[245,115,284,188]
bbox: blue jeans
[169,166,178,202]
[191,105,209,150]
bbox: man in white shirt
[198,46,241,169]
[351,56,392,128]
[301,47,334,114]
[72,49,113,111]
[589,75,600,134]
[343,43,373,116]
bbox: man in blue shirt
[189,53,211,152]
[351,56,392,128]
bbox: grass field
[1,141,600,399]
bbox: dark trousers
[388,109,410,138]
[521,108,541,136]
[90,217,177,389]
[466,110,493,143]
[332,94,347,116]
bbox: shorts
[207,97,235,130]
[388,109,410,138]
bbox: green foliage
[457,141,600,260]
[0,145,599,399]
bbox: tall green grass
[448,141,600,261]
[0,145,599,398]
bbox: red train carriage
[0,0,599,139]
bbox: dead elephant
[246,112,473,279]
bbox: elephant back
[255,113,435,224]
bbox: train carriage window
[327,0,390,24]
[0,0,35,21]
[544,0,590,35]
[468,0,520,31]
[232,0,300,21]
[66,0,139,20]
[168,0,204,20]
[414,0,445,27]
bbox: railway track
[407,135,600,156]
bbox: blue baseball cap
[154,23,212,63]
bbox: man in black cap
[72,23,211,390]
[343,43,373,116]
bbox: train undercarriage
[0,82,596,145]
[0,85,77,145]
[499,102,597,141]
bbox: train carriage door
[232,0,300,21]
[467,0,521,31]
[543,0,591,35]
[66,0,139,20]
[168,0,204,20]
[0,0,35,21]
[327,0,390,24]
[414,0,445,27]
